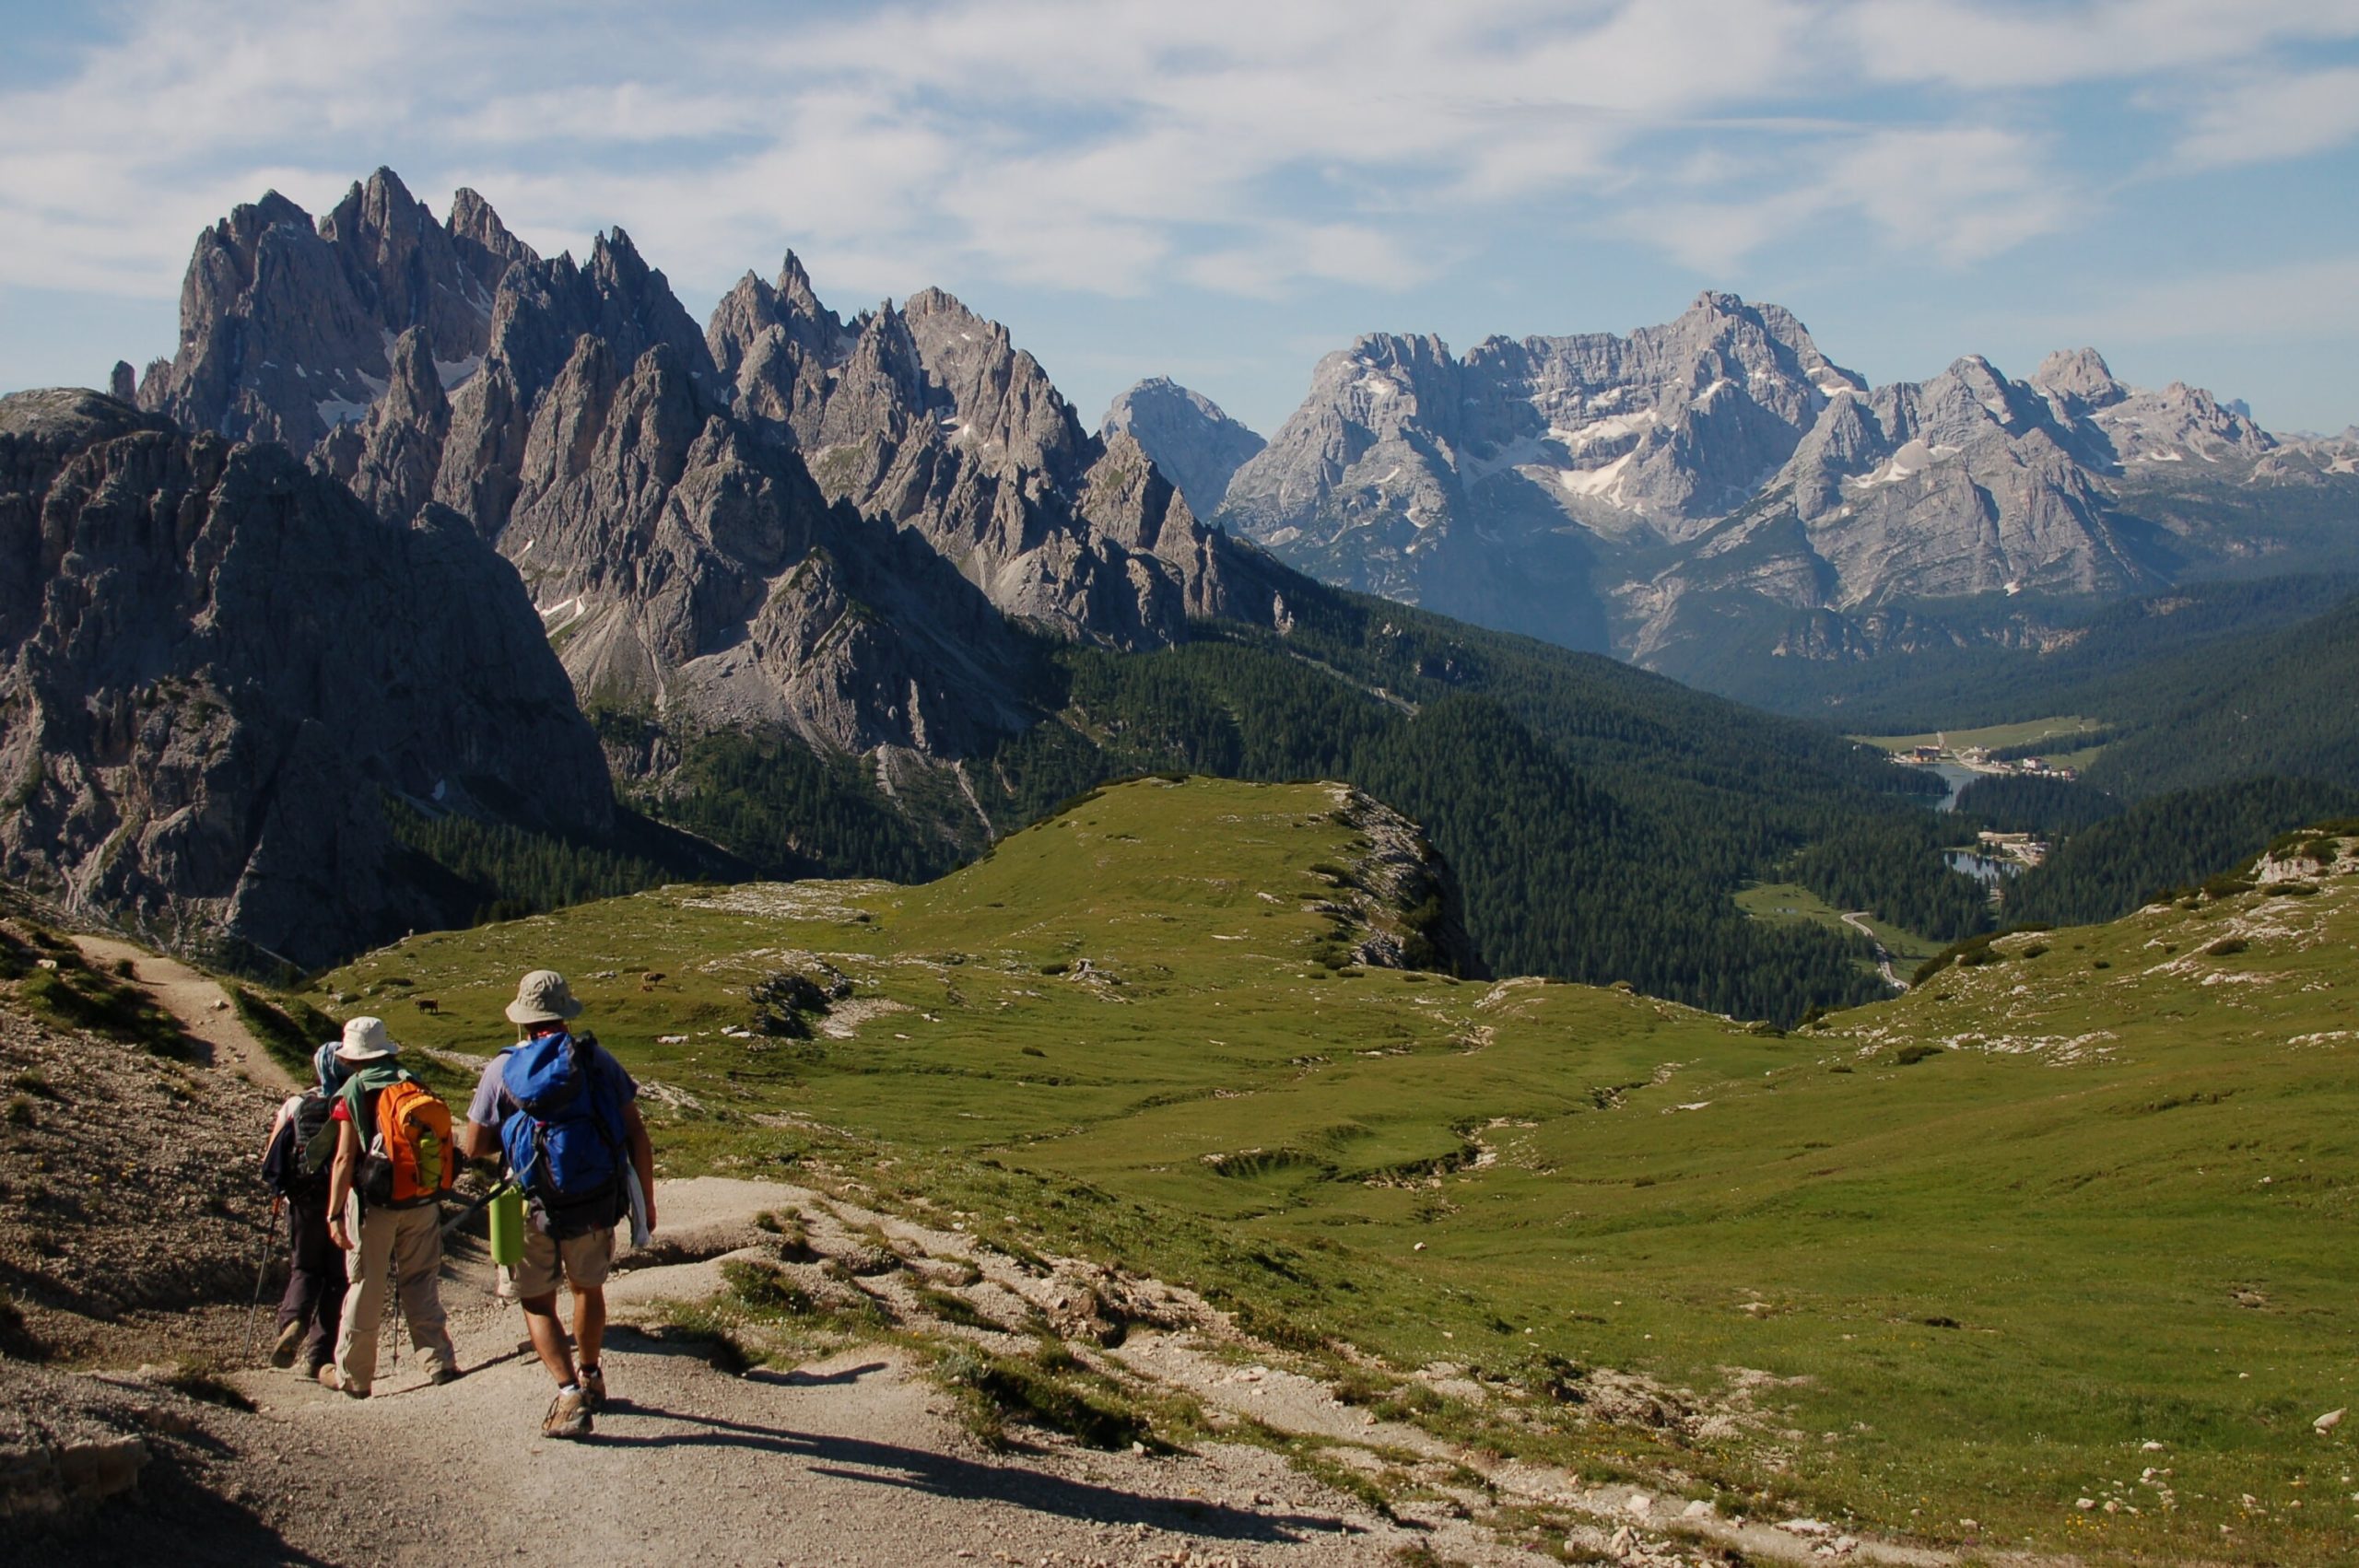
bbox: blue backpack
[499,1033,628,1237]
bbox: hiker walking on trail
[257,1043,353,1378]
[458,969,656,1440]
[322,1016,461,1396]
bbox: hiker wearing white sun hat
[322,1015,460,1395]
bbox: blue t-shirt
[468,1032,637,1132]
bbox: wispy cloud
[1616,124,2077,271]
[2041,252,2359,344]
[0,0,2353,332]
[1848,0,2359,90]
[2172,64,2359,170]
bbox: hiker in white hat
[458,970,657,1439]
[321,1015,460,1395]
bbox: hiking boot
[428,1364,463,1387]
[543,1386,592,1440]
[577,1363,605,1413]
[269,1318,305,1369]
[317,1364,368,1399]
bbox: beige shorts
[513,1223,616,1300]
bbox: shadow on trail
[595,1404,1370,1546]
[745,1360,890,1388]
[36,1441,338,1568]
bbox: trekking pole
[239,1196,284,1367]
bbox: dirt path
[31,1176,1972,1568]
[1840,911,1907,990]
[71,933,298,1093]
[47,1177,1532,1567]
[12,940,1968,1565]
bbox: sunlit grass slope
[311,777,2359,1564]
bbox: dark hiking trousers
[275,1192,346,1371]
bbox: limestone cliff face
[0,389,610,967]
[135,175,1279,762]
[709,263,1275,650]
[137,169,528,450]
[487,333,1035,757]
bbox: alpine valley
[4,168,1980,1023]
[8,165,2357,1014]
[10,164,2359,1568]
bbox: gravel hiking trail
[41,1175,1968,1568]
[70,932,297,1093]
[29,951,1972,1567]
[46,1177,1527,1568]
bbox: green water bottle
[488,1183,524,1267]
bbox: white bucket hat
[505,969,583,1025]
[334,1015,400,1062]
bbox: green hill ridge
[310,776,2359,1564]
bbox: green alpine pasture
[1856,714,2109,760]
[306,777,2359,1564]
[1735,878,1947,977]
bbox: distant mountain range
[1104,294,2359,698]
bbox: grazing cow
[414,998,439,1015]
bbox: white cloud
[1182,222,1435,298]
[2044,253,2359,344]
[1615,124,2077,271]
[1848,0,2359,90]
[0,0,2350,331]
[2173,65,2359,170]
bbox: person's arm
[325,1119,361,1250]
[458,1117,500,1163]
[458,1056,507,1164]
[622,1100,656,1234]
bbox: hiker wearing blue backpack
[457,969,656,1440]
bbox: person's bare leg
[521,1293,577,1385]
[573,1286,606,1368]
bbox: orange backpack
[360,1077,456,1209]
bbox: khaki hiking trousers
[334,1195,456,1393]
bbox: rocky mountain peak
[775,250,828,321]
[1099,378,1266,521]
[2033,347,2128,411]
[446,186,532,263]
[139,177,534,451]
[1216,289,1863,629]
[133,170,1281,766]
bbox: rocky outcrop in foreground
[0,389,613,965]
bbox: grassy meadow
[1734,879,1945,977]
[303,776,2359,1563]
[1858,715,2109,762]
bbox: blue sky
[3,0,2356,437]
